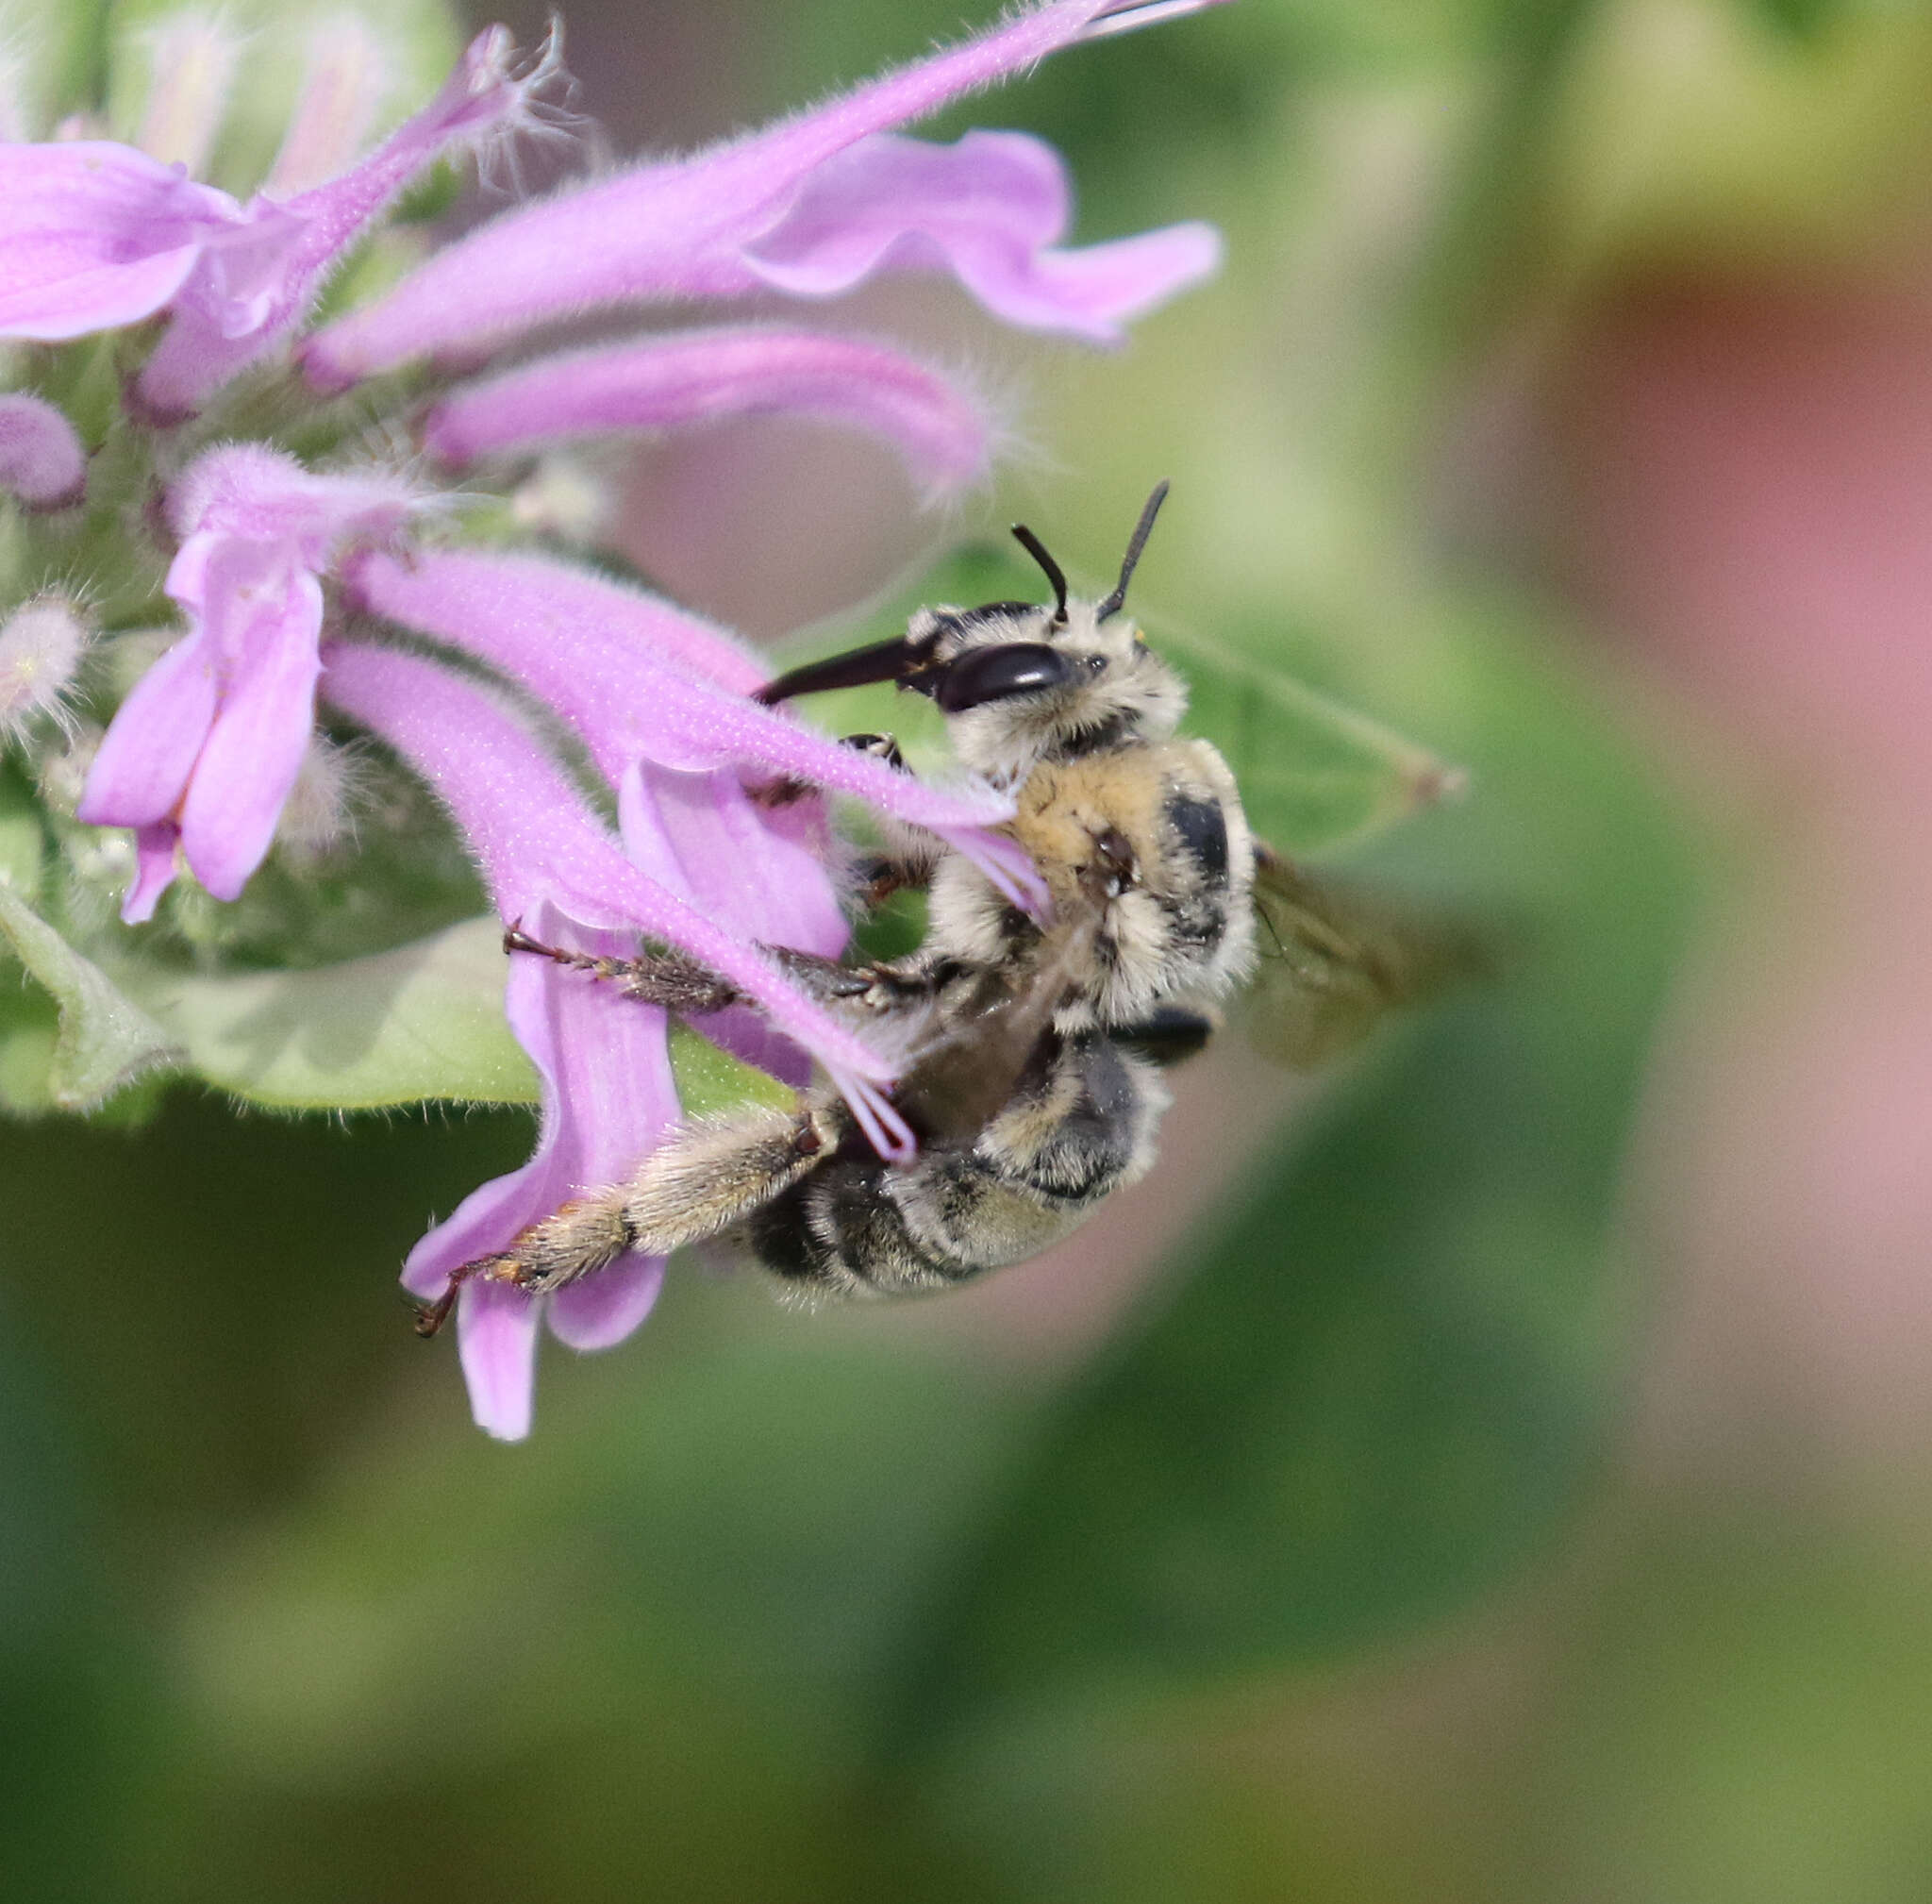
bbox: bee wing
[888,897,1107,1146]
[1241,844,1489,1069]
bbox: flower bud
[131,14,241,175]
[0,395,85,509]
[0,595,90,743]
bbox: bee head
[903,483,1188,779]
[753,484,1188,780]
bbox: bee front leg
[503,927,924,1013]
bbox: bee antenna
[1010,523,1068,626]
[1097,479,1170,621]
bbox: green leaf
[1162,621,1460,856]
[0,765,43,900]
[0,0,112,127]
[0,877,181,1111]
[668,1024,794,1120]
[778,542,1457,859]
[117,915,537,1111]
[876,605,1699,1756]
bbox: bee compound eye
[934,643,1077,713]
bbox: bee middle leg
[504,926,943,1012]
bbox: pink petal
[0,141,242,341]
[617,760,835,1088]
[167,442,421,553]
[620,759,845,957]
[743,132,1222,343]
[123,823,181,925]
[320,642,898,1084]
[0,394,85,508]
[302,0,1137,384]
[455,1278,541,1441]
[138,25,561,418]
[176,565,325,900]
[354,542,763,695]
[402,950,576,1306]
[405,917,677,1431]
[548,1259,666,1352]
[75,629,218,829]
[425,326,991,493]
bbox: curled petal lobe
[0,141,243,341]
[0,395,86,508]
[743,132,1222,342]
[425,326,991,493]
[620,759,845,960]
[124,825,182,926]
[617,760,840,1089]
[78,448,427,916]
[548,1260,667,1354]
[175,562,325,901]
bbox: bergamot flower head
[0,0,1231,1437]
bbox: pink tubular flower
[423,327,993,495]
[303,0,1226,389]
[342,543,1050,914]
[0,26,548,412]
[321,642,924,1437]
[75,445,425,920]
[0,142,257,341]
[133,26,561,419]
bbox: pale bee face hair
[904,595,1189,784]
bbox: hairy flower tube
[0,0,1230,1436]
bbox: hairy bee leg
[412,1280,463,1338]
[616,1098,842,1262]
[414,1101,845,1328]
[503,925,745,1012]
[850,843,943,910]
[504,925,930,1015]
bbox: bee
[414,484,1435,1332]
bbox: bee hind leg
[412,1098,845,1338]
[411,1189,638,1337]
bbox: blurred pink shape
[1556,276,1932,1463]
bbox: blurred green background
[14,0,1932,1896]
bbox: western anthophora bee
[416,484,1441,1331]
